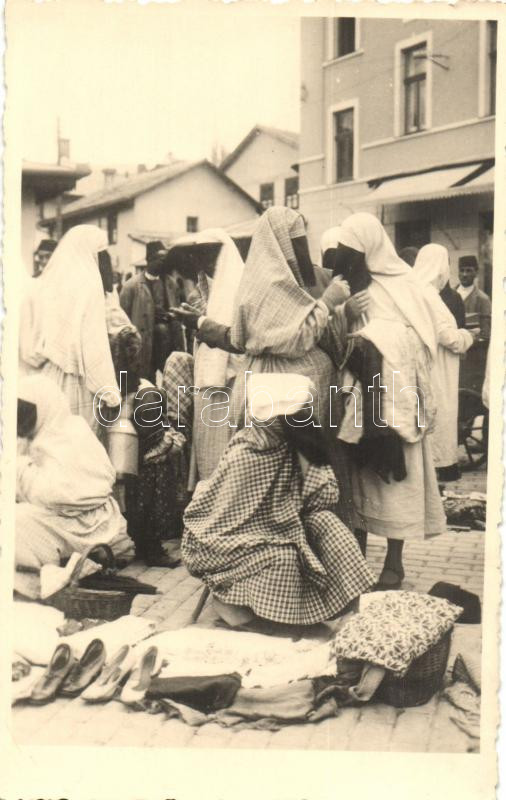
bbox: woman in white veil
[19,225,120,433]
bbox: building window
[260,183,274,209]
[395,219,431,252]
[334,108,354,182]
[334,18,356,58]
[488,21,497,115]
[107,212,118,245]
[186,216,198,233]
[284,176,299,209]
[403,43,427,134]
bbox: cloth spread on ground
[141,627,335,688]
[146,673,242,713]
[442,493,486,530]
[331,591,462,676]
[182,421,375,625]
[60,615,156,659]
[158,680,341,731]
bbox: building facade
[45,160,261,274]
[21,161,90,273]
[300,17,496,290]
[221,125,300,211]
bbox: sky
[9,1,300,168]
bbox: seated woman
[182,374,376,628]
[15,375,133,599]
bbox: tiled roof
[57,160,202,219]
[220,124,299,171]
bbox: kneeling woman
[15,376,133,598]
[182,375,376,627]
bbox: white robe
[413,244,473,467]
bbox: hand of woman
[169,303,201,328]
[321,276,351,310]
[345,290,369,324]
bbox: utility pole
[55,116,63,240]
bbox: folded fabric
[331,591,462,677]
[40,554,102,599]
[215,681,316,723]
[348,664,386,702]
[242,642,334,689]
[453,654,481,695]
[12,602,65,665]
[146,673,241,713]
[12,667,45,705]
[78,574,157,596]
[429,582,481,624]
[443,682,480,740]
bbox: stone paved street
[11,466,486,752]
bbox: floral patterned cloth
[330,591,462,677]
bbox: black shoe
[144,548,181,569]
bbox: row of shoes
[29,639,160,707]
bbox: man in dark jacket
[456,255,491,341]
[120,241,176,380]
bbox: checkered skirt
[182,424,375,625]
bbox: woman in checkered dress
[182,375,376,626]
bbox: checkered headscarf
[230,206,319,355]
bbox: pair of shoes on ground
[30,640,161,706]
[83,645,160,706]
[30,639,106,704]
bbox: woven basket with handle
[45,544,133,621]
[374,630,452,708]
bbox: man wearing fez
[120,240,173,380]
[33,239,57,277]
[456,255,491,341]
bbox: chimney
[58,137,70,165]
[103,168,117,189]
[137,164,147,174]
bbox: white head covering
[18,375,116,508]
[248,373,315,422]
[193,229,245,387]
[231,206,317,354]
[320,226,342,256]
[19,225,118,394]
[339,213,438,358]
[413,243,450,292]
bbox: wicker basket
[374,630,452,708]
[45,544,133,621]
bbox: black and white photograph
[0,2,503,796]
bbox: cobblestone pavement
[11,466,486,752]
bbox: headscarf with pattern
[230,206,321,354]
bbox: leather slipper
[81,644,134,703]
[30,644,76,705]
[59,639,106,698]
[120,646,158,707]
